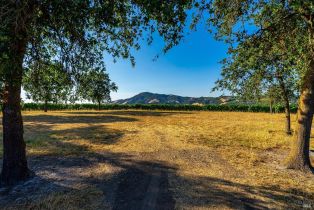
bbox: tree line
[23,60,117,111]
[1,0,314,186]
[20,103,298,113]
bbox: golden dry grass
[4,187,104,210]
[1,110,314,209]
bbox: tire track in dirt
[110,126,246,209]
[112,164,175,210]
[112,128,176,209]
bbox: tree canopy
[194,0,314,171]
[1,0,193,77]
[0,0,194,186]
[77,68,118,109]
[23,61,74,110]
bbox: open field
[0,110,314,209]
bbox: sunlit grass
[0,110,309,156]
[0,110,313,209]
[5,187,104,210]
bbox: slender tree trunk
[278,76,292,135]
[270,99,274,114]
[1,42,32,186]
[98,101,101,111]
[284,103,292,135]
[286,61,314,172]
[44,100,48,112]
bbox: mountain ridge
[113,92,235,105]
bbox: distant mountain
[113,92,236,105]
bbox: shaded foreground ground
[0,110,314,209]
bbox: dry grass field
[0,110,314,209]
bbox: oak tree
[196,0,314,171]
[77,68,117,110]
[23,61,73,111]
[0,0,192,186]
[214,40,299,135]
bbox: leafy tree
[0,1,192,186]
[196,0,314,171]
[213,41,300,135]
[23,61,73,112]
[77,68,117,110]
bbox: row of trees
[1,0,314,186]
[23,61,117,111]
[21,103,299,113]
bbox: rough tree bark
[0,40,33,186]
[286,61,314,172]
[0,1,35,186]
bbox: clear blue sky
[106,24,229,101]
[21,22,229,102]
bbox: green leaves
[200,0,310,105]
[23,61,74,104]
[76,68,117,105]
[1,1,193,86]
[20,103,298,113]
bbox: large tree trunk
[286,62,314,172]
[1,78,32,186]
[278,76,292,135]
[0,43,32,186]
[0,1,34,185]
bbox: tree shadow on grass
[0,113,138,158]
[171,174,314,209]
[23,114,138,124]
[1,139,313,209]
[106,110,194,116]
[21,113,139,143]
[21,123,131,157]
[62,110,194,117]
[0,113,313,209]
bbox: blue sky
[106,24,229,101]
[21,21,229,102]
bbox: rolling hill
[113,92,236,105]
